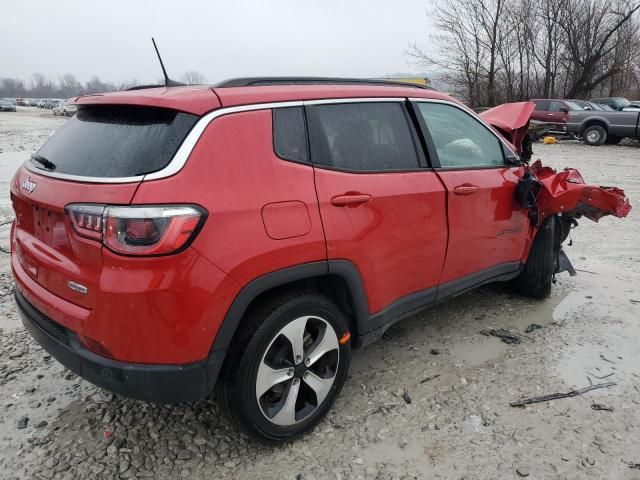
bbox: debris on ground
[525,323,543,333]
[587,371,614,380]
[420,374,441,384]
[600,354,616,364]
[515,467,530,477]
[591,403,614,412]
[16,416,28,429]
[480,328,521,344]
[430,348,440,355]
[510,382,616,407]
[332,403,401,429]
[401,389,412,404]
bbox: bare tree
[0,78,26,97]
[409,0,640,104]
[180,71,207,85]
[561,0,640,98]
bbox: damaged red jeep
[10,78,630,441]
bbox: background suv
[11,78,629,441]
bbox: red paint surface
[314,168,448,313]
[435,167,532,283]
[479,101,535,154]
[529,160,631,222]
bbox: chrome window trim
[22,97,409,184]
[408,97,521,159]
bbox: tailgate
[11,167,139,309]
[10,103,200,310]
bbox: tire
[217,291,351,442]
[604,135,622,145]
[582,125,607,146]
[516,216,558,299]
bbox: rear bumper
[15,288,225,403]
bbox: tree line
[409,0,640,106]
[0,71,207,99]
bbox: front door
[306,100,448,325]
[412,100,531,289]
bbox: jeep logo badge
[21,178,36,194]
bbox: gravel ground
[1,108,639,479]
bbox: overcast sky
[1,0,436,85]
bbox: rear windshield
[33,106,198,178]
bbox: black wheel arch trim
[209,260,370,355]
[209,259,523,356]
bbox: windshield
[565,100,588,110]
[613,98,632,108]
[33,106,198,178]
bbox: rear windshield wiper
[30,154,56,171]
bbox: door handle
[453,184,479,196]
[331,193,372,207]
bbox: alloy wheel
[255,315,340,426]
[586,130,600,143]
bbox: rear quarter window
[33,106,198,178]
[273,107,309,163]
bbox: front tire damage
[516,216,558,299]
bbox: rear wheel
[516,216,558,299]
[582,125,607,146]
[217,292,351,442]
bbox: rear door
[307,99,448,325]
[531,100,550,123]
[548,100,569,132]
[11,105,198,309]
[412,100,531,290]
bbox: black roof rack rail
[214,77,434,90]
[126,83,186,91]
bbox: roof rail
[126,83,186,91]
[214,77,434,90]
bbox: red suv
[10,78,629,441]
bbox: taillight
[65,204,206,256]
[67,204,104,240]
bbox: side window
[273,107,308,163]
[549,101,565,112]
[306,102,420,171]
[416,102,505,168]
[534,100,550,111]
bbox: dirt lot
[1,108,639,480]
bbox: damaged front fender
[525,160,631,223]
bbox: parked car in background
[52,101,65,116]
[530,99,581,134]
[567,108,640,145]
[11,79,630,441]
[0,98,17,112]
[63,101,77,116]
[589,97,640,112]
[44,99,63,109]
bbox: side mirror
[502,142,521,165]
[560,107,569,113]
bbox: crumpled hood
[480,102,536,157]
